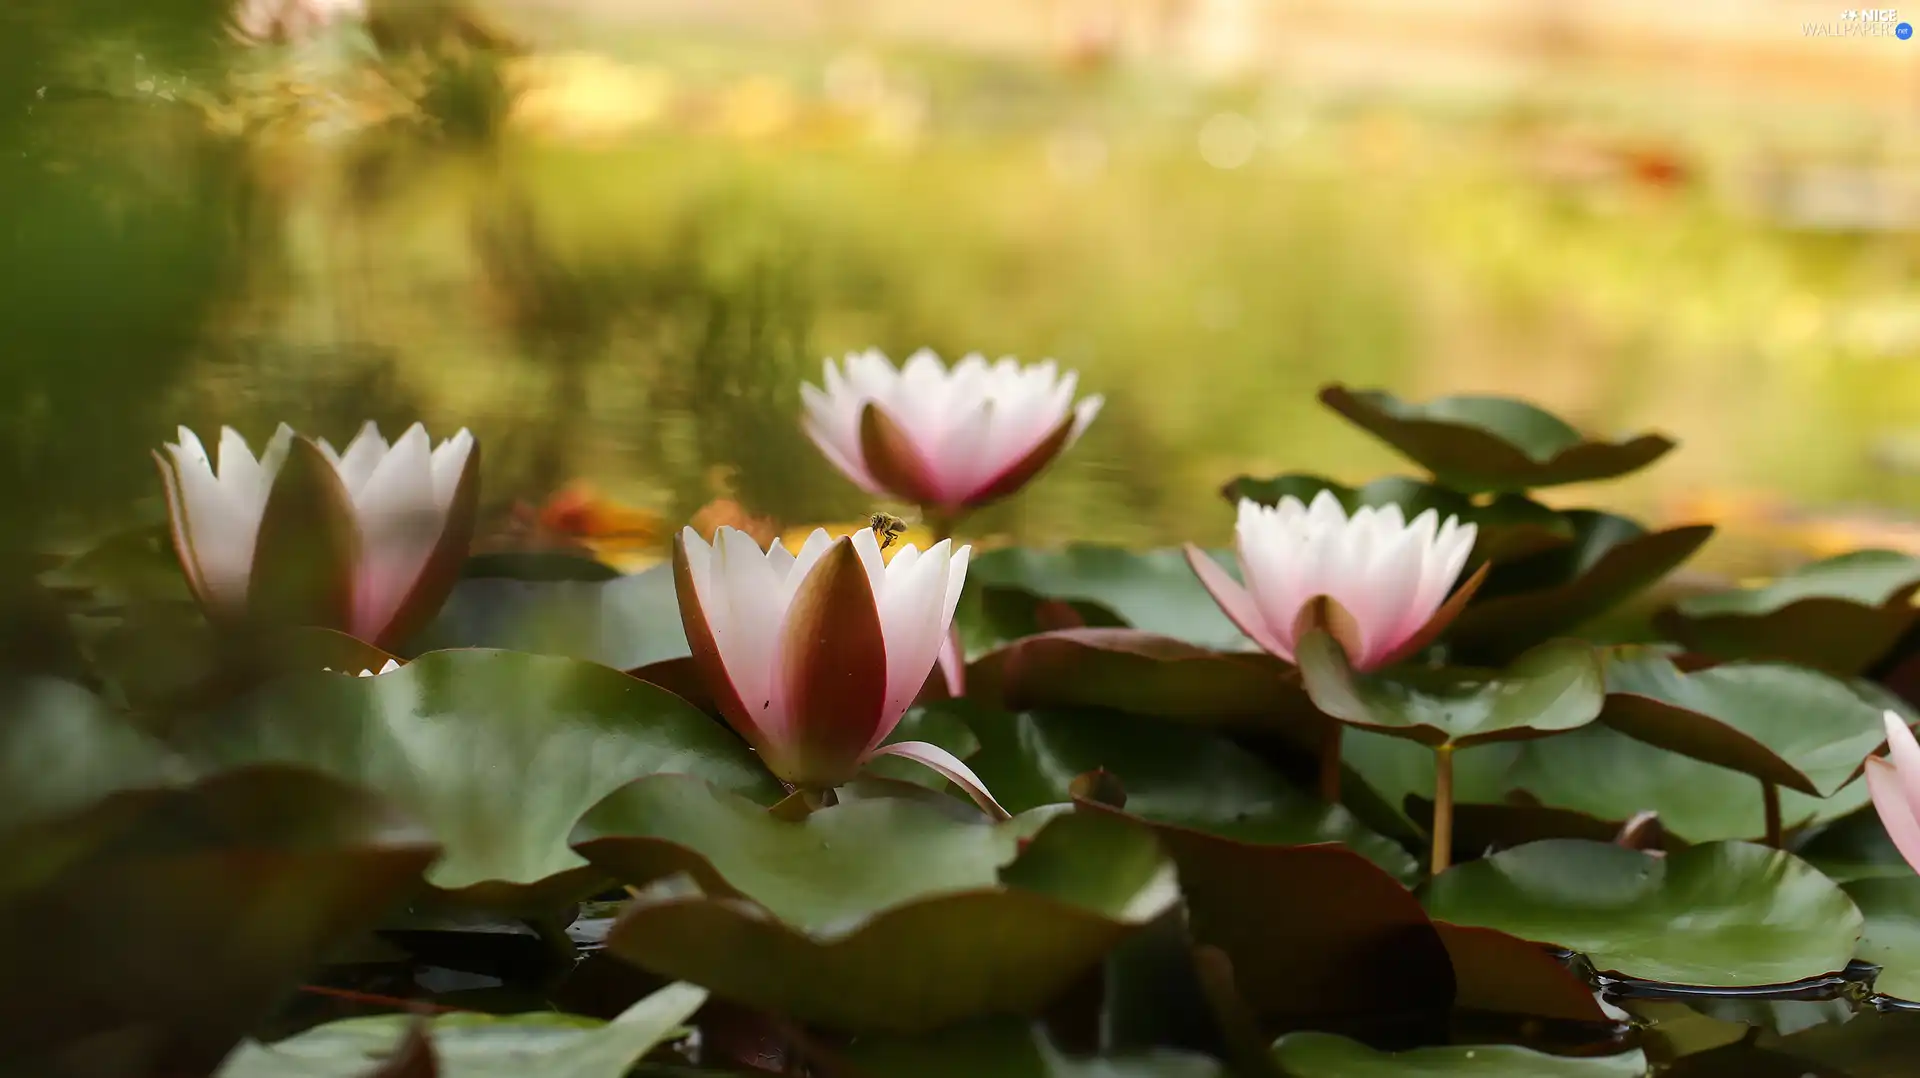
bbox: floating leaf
[1317,385,1675,493]
[1272,1032,1648,1077]
[1798,808,1913,883]
[1655,550,1920,674]
[1221,473,1572,563]
[1598,650,1889,797]
[410,564,688,669]
[0,768,438,1073]
[962,546,1252,653]
[964,628,1313,733]
[0,676,180,834]
[576,776,1175,1031]
[1443,513,1712,665]
[1843,877,1920,1002]
[216,982,707,1078]
[1296,634,1604,747]
[1078,804,1454,1025]
[1434,922,1616,1025]
[957,703,1415,881]
[839,1020,1226,1077]
[178,650,779,911]
[1422,840,1862,986]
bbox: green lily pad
[1272,1032,1649,1077]
[1220,473,1573,564]
[177,650,780,911]
[575,776,1176,1031]
[1296,634,1604,747]
[216,982,707,1077]
[1655,551,1920,674]
[1074,802,1455,1025]
[1318,385,1676,494]
[0,767,439,1073]
[1842,877,1920,1002]
[964,628,1315,733]
[1422,839,1862,986]
[410,564,688,669]
[957,702,1417,880]
[1797,808,1913,883]
[962,546,1253,654]
[1504,725,1869,844]
[1598,650,1890,797]
[0,676,181,834]
[840,1021,1226,1077]
[1446,514,1714,666]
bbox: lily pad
[839,1021,1226,1077]
[1272,1032,1648,1077]
[1434,922,1616,1025]
[1220,473,1572,564]
[1503,725,1869,845]
[1843,877,1920,1002]
[1422,839,1862,986]
[1655,550,1920,674]
[1597,650,1890,797]
[957,702,1417,880]
[177,649,780,910]
[1446,513,1714,665]
[216,982,707,1078]
[575,776,1177,1031]
[0,676,181,834]
[0,767,439,1073]
[1076,803,1455,1025]
[962,546,1253,654]
[1797,808,1914,883]
[964,628,1314,733]
[1296,634,1604,747]
[1318,385,1675,493]
[410,564,688,669]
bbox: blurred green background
[7,0,1920,572]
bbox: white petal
[346,424,439,638]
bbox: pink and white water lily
[1867,709,1920,878]
[800,349,1103,519]
[673,524,1006,815]
[1186,491,1485,671]
[156,421,480,649]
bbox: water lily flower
[1867,710,1920,876]
[323,659,403,677]
[1186,491,1485,672]
[801,349,1103,519]
[673,524,1006,816]
[156,421,480,649]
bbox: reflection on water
[9,1,1920,574]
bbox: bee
[867,512,910,551]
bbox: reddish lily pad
[956,703,1418,881]
[1296,633,1604,747]
[1318,385,1676,494]
[1272,1032,1648,1077]
[1220,473,1572,564]
[574,775,1177,1031]
[1433,922,1616,1025]
[216,982,707,1078]
[177,649,780,912]
[0,767,439,1074]
[1654,550,1920,674]
[964,627,1314,733]
[1421,839,1862,986]
[410,563,689,669]
[1597,649,1891,797]
[1447,513,1715,665]
[962,546,1254,654]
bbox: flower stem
[922,507,961,544]
[1761,778,1782,847]
[1430,744,1455,876]
[1316,722,1343,803]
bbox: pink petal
[1184,543,1284,658]
[1867,755,1920,878]
[1885,710,1920,821]
[867,740,1010,820]
[936,623,966,697]
[672,528,771,752]
[774,537,891,787]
